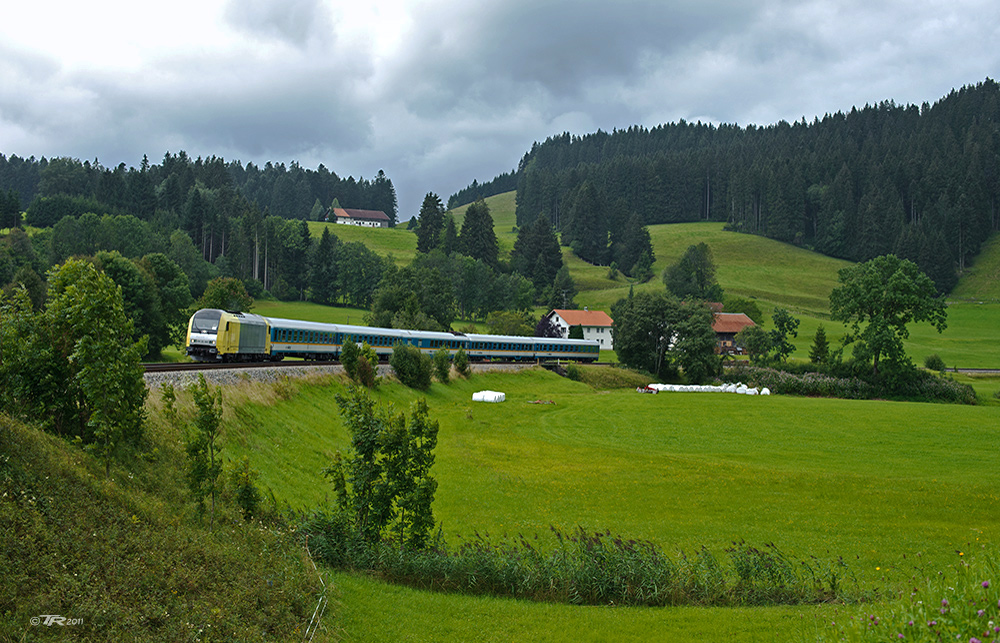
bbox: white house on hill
[327,207,390,228]
[544,308,614,350]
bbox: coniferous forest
[0,153,398,305]
[450,79,1000,293]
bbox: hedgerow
[722,364,975,404]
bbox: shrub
[924,353,946,372]
[391,343,432,390]
[356,355,379,389]
[453,347,470,378]
[433,347,451,383]
[228,455,261,522]
[566,363,582,381]
[341,341,359,380]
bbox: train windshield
[191,310,222,335]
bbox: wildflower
[983,581,990,588]
[979,610,985,617]
[929,621,937,627]
[943,599,950,607]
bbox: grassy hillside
[217,368,1000,641]
[307,220,418,267]
[0,407,332,642]
[950,232,1000,301]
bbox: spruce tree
[809,324,830,365]
[416,192,445,254]
[458,199,499,268]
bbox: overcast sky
[2,0,998,218]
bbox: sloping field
[950,232,1000,301]
[223,369,1000,641]
[574,221,851,318]
[307,220,418,266]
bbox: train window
[191,309,222,335]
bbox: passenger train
[186,309,601,364]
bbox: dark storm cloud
[387,0,757,119]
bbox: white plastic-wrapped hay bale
[761,387,771,395]
[472,390,505,403]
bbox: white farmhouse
[544,308,615,350]
[328,207,390,228]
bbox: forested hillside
[0,153,399,313]
[456,79,1000,293]
[0,153,397,227]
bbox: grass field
[211,368,1000,641]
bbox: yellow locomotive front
[186,309,272,362]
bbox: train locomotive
[185,309,601,363]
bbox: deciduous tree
[187,374,224,528]
[663,243,723,301]
[830,254,946,376]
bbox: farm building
[712,312,756,354]
[544,308,615,350]
[327,207,390,228]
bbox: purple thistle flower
[983,581,991,588]
[942,599,950,607]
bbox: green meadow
[306,220,419,267]
[210,367,1000,641]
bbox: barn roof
[549,308,614,327]
[712,312,756,334]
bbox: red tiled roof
[333,207,390,221]
[712,312,755,334]
[550,309,614,327]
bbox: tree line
[0,152,397,228]
[450,79,1000,293]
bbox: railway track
[143,360,338,374]
[143,359,559,374]
[145,361,999,376]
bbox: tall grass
[813,549,1000,642]
[300,522,856,608]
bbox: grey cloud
[224,0,333,46]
